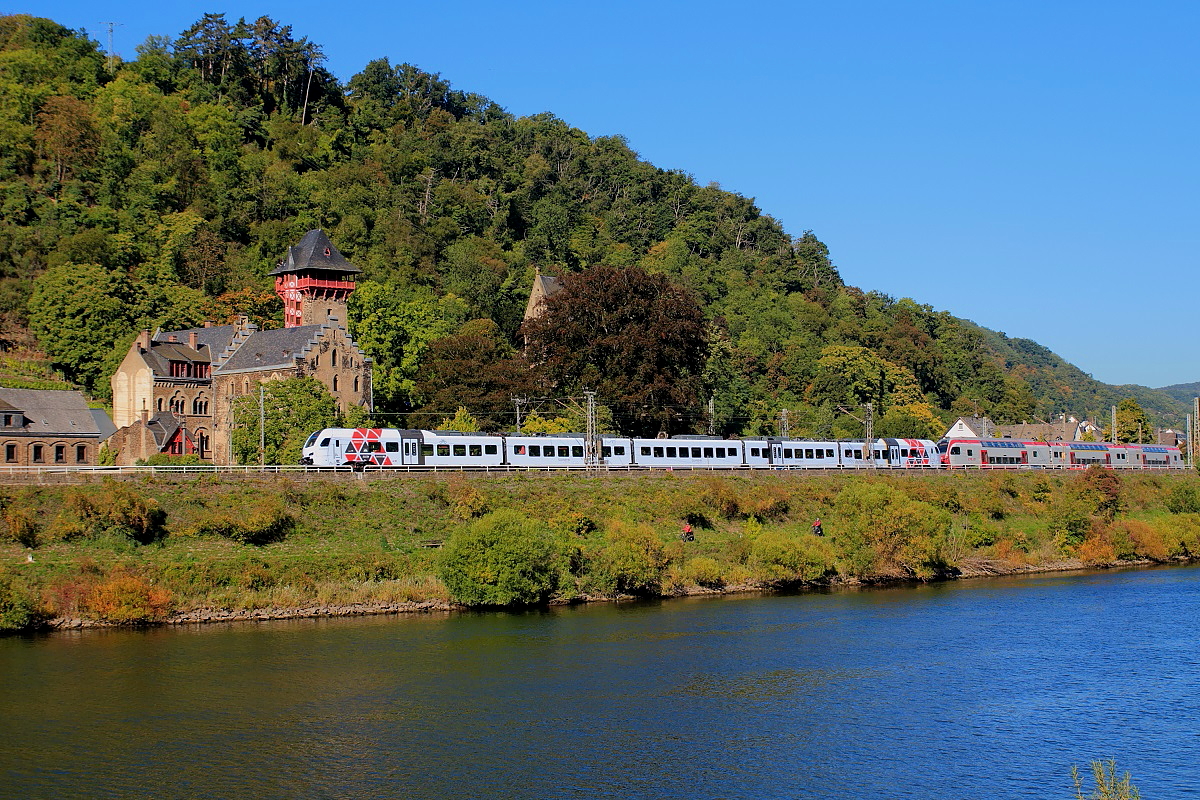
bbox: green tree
[28,262,139,393]
[1114,398,1153,444]
[438,510,564,606]
[1072,759,1140,800]
[230,377,340,465]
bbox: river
[2,566,1198,799]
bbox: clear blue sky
[19,0,1200,388]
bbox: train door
[770,440,782,467]
[401,432,423,466]
[888,441,901,467]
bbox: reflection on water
[2,566,1199,799]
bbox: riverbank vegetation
[3,468,1200,631]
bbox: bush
[748,531,832,584]
[438,510,564,606]
[3,506,39,548]
[84,570,173,624]
[0,572,39,632]
[680,556,725,589]
[1165,481,1200,513]
[586,521,670,597]
[49,483,167,544]
[182,497,294,545]
[830,483,952,579]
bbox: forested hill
[0,13,1185,438]
[964,323,1187,424]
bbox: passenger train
[300,428,941,470]
[301,428,1185,471]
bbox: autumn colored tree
[521,264,707,436]
[35,96,98,183]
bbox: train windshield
[304,431,320,448]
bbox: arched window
[156,398,164,412]
[353,376,359,393]
[332,349,338,367]
[170,393,185,414]
[196,430,209,458]
[192,394,209,415]
[332,375,339,392]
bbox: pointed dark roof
[155,325,236,358]
[268,230,361,276]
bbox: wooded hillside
[0,13,1185,435]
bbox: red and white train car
[939,438,1184,469]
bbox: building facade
[0,388,103,467]
[109,230,372,465]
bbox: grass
[1,468,1199,630]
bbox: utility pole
[259,385,265,468]
[1111,405,1118,443]
[583,391,599,468]
[707,395,715,436]
[513,396,527,433]
[779,408,790,439]
[863,402,874,468]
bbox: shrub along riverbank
[2,468,1200,631]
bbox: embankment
[3,468,1200,631]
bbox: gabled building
[109,230,372,466]
[944,416,996,439]
[0,388,103,467]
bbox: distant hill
[967,321,1188,426]
[1156,382,1200,407]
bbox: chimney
[137,329,151,351]
[168,335,178,343]
[203,321,213,328]
[188,331,198,350]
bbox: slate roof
[217,326,322,373]
[144,412,183,449]
[155,325,236,359]
[90,409,117,442]
[269,229,361,276]
[0,388,101,436]
[138,341,210,376]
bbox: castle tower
[270,230,362,328]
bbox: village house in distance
[0,388,107,467]
[109,230,372,465]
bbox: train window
[366,442,381,453]
[692,447,702,458]
[469,445,482,457]
[453,445,466,457]
[728,448,737,456]
[703,447,714,458]
[815,450,824,459]
[387,442,398,452]
[485,445,497,455]
[558,446,570,457]
[515,445,526,455]
[750,448,760,457]
[320,438,330,447]
[666,447,677,458]
[528,446,539,456]
[966,449,974,457]
[602,447,611,457]
[653,447,664,457]
[715,448,725,458]
[805,449,814,458]
[854,450,862,459]
[572,446,583,457]
[950,447,960,455]
[783,449,793,458]
[422,444,434,456]
[901,449,909,458]
[826,449,834,457]
[437,444,450,456]
[640,447,651,456]
[614,446,625,456]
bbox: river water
[2,566,1198,799]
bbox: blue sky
[18,0,1200,388]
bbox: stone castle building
[109,230,372,465]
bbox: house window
[54,445,65,463]
[332,376,339,392]
[353,377,360,393]
[32,444,43,463]
[157,398,164,411]
[192,396,208,415]
[332,349,338,367]
[75,445,87,463]
[5,444,15,462]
